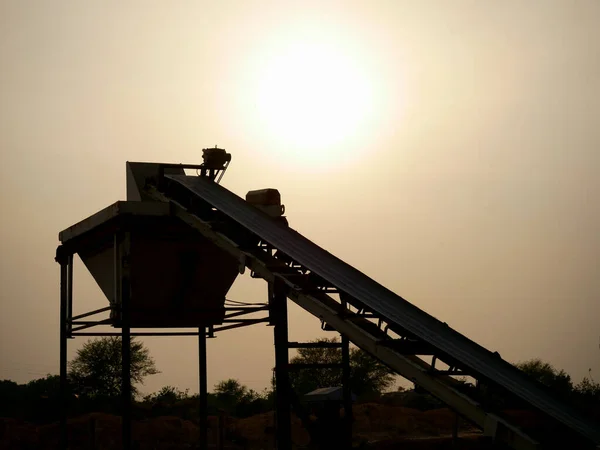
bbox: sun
[251,36,377,167]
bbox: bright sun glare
[253,37,376,166]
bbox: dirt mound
[0,417,39,450]
[353,404,476,437]
[38,413,122,449]
[1,406,483,449]
[34,414,219,449]
[230,411,310,449]
[366,434,492,450]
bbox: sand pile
[0,417,39,449]
[353,404,474,437]
[135,415,200,446]
[365,434,491,450]
[1,406,481,449]
[230,411,310,449]
[229,404,477,448]
[28,414,226,449]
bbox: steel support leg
[271,281,292,450]
[452,412,459,447]
[119,233,132,450]
[342,335,353,449]
[121,310,131,449]
[67,254,73,337]
[59,260,68,449]
[199,326,208,450]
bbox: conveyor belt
[167,174,600,445]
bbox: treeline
[443,358,600,422]
[2,336,600,425]
[0,377,272,424]
[3,361,600,425]
[514,358,600,416]
[143,380,273,419]
[0,335,395,424]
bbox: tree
[0,380,24,417]
[25,374,60,399]
[288,337,396,397]
[69,337,159,398]
[213,378,268,416]
[515,358,573,399]
[144,385,190,404]
[214,379,259,409]
[0,376,65,422]
[574,376,600,400]
[573,375,600,413]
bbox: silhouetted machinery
[304,387,355,450]
[59,148,286,328]
[246,188,288,226]
[57,147,600,450]
[202,147,231,169]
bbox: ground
[0,404,492,449]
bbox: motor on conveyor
[246,188,288,226]
[200,147,232,183]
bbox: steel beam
[453,412,460,444]
[342,335,353,450]
[70,319,113,332]
[117,232,132,450]
[212,318,269,333]
[223,306,269,319]
[271,281,292,450]
[70,306,112,321]
[221,317,269,323]
[71,320,110,325]
[59,260,68,449]
[378,339,435,355]
[435,369,469,376]
[67,255,73,336]
[199,326,208,450]
[71,331,207,337]
[287,341,343,349]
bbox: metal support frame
[146,193,548,450]
[199,326,208,450]
[55,170,600,450]
[67,306,269,336]
[271,280,292,450]
[286,335,354,449]
[59,258,69,449]
[118,232,133,450]
[156,162,229,186]
[453,412,460,446]
[288,341,342,349]
[70,306,112,321]
[342,335,352,449]
[67,255,73,335]
[55,245,273,450]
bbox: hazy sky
[1,1,599,396]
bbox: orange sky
[1,1,599,395]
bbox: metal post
[121,305,131,449]
[271,280,291,450]
[89,417,97,450]
[59,259,69,449]
[199,326,208,450]
[67,254,73,337]
[452,411,459,447]
[119,233,132,450]
[342,335,353,449]
[218,410,225,450]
